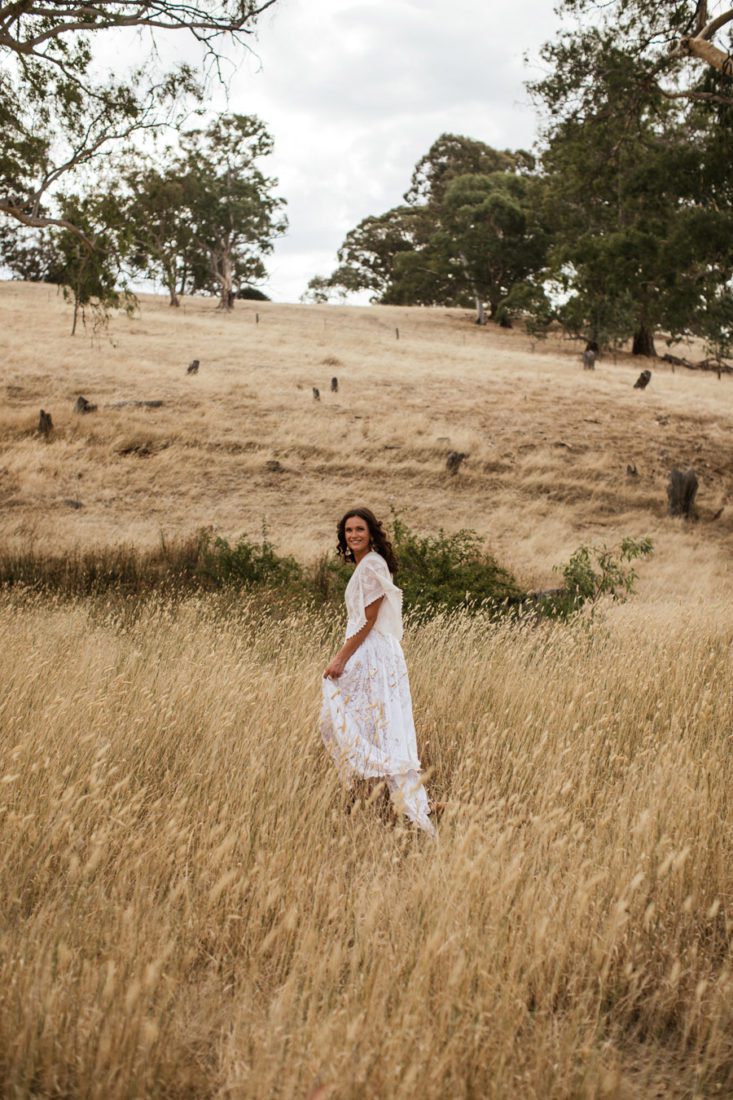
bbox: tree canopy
[308,135,545,324]
[530,1,733,355]
[0,1,278,236]
[532,1,733,119]
[302,3,732,357]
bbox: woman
[321,508,435,835]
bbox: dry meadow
[2,282,733,1097]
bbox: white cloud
[218,0,560,302]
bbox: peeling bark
[680,34,733,78]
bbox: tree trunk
[71,295,80,336]
[667,468,699,518]
[166,266,180,307]
[632,325,657,357]
[475,297,487,325]
[217,247,234,311]
[683,34,733,78]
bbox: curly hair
[336,507,398,574]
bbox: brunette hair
[336,507,398,574]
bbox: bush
[391,514,523,613]
[544,537,654,619]
[236,286,270,301]
[0,522,652,623]
[198,529,302,590]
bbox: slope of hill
[2,281,731,598]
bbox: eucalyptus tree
[51,190,136,334]
[178,114,286,309]
[123,162,196,307]
[530,2,733,354]
[311,134,547,322]
[534,1,733,108]
[0,1,278,238]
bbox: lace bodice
[345,551,403,641]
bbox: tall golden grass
[2,281,733,1094]
[2,590,732,1097]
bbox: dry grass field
[2,281,733,1097]
[1,280,732,595]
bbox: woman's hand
[323,655,347,679]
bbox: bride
[321,507,435,835]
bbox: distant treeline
[2,1,731,350]
[305,4,733,359]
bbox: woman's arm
[323,596,384,679]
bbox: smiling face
[344,514,371,560]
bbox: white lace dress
[321,551,435,834]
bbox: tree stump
[582,349,597,370]
[74,395,97,413]
[634,369,652,389]
[667,468,698,518]
[38,409,53,437]
[187,359,200,375]
[446,451,467,475]
[312,387,320,401]
[330,376,338,393]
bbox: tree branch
[0,199,92,244]
[680,34,733,77]
[0,1,278,54]
[700,7,733,41]
[668,7,733,78]
[659,85,733,105]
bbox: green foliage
[529,5,733,356]
[122,115,286,310]
[439,171,549,318]
[301,275,342,304]
[405,133,533,205]
[0,224,65,283]
[391,515,523,612]
[311,134,548,321]
[546,537,654,619]
[51,190,136,334]
[0,2,271,238]
[237,286,271,301]
[0,523,655,626]
[122,162,195,307]
[198,529,302,590]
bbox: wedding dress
[321,551,435,835]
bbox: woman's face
[344,515,371,556]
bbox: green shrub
[544,536,654,619]
[198,529,302,590]
[391,514,523,613]
[307,552,353,606]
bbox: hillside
[1,281,731,598]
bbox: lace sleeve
[361,561,387,609]
[344,553,404,642]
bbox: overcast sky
[216,0,561,302]
[90,1,559,303]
